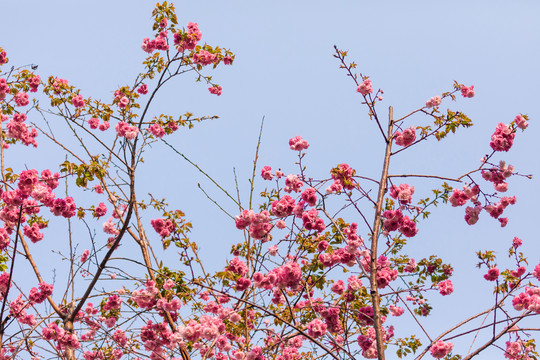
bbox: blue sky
[1,1,539,358]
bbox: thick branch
[369,106,394,360]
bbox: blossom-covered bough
[0,2,537,360]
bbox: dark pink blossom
[307,319,327,338]
[271,195,295,217]
[461,85,475,98]
[330,163,356,190]
[301,187,318,207]
[430,340,454,358]
[94,202,107,218]
[389,183,415,204]
[438,280,454,296]
[302,209,325,232]
[394,126,416,147]
[23,223,43,243]
[284,174,303,193]
[14,92,29,107]
[490,123,515,152]
[209,85,222,96]
[484,268,500,281]
[514,114,528,130]
[261,166,273,180]
[288,135,309,151]
[151,218,175,238]
[72,94,85,108]
[137,83,149,95]
[227,257,248,276]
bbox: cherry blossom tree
[0,2,537,360]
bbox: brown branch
[369,106,394,360]
[462,311,532,360]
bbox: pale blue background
[1,1,539,358]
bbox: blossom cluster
[490,122,515,152]
[289,135,309,151]
[394,126,416,147]
[430,340,454,358]
[381,209,418,237]
[390,183,415,205]
[328,163,356,193]
[357,325,394,358]
[425,95,442,108]
[512,287,540,313]
[0,169,80,248]
[142,30,170,53]
[460,85,475,98]
[361,255,398,289]
[504,340,535,359]
[4,112,38,147]
[357,79,373,96]
[115,121,139,140]
[234,209,273,241]
[151,218,176,238]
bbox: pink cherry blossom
[209,85,222,96]
[149,123,165,138]
[98,121,110,131]
[330,163,356,190]
[288,136,309,151]
[93,202,107,218]
[14,92,29,107]
[490,122,515,152]
[103,218,119,236]
[150,218,175,238]
[88,117,99,129]
[275,219,286,229]
[28,75,40,92]
[272,195,295,217]
[261,166,273,180]
[425,96,441,108]
[307,319,327,338]
[331,280,345,295]
[461,85,475,98]
[137,83,149,95]
[399,216,418,237]
[465,205,482,225]
[484,268,499,281]
[284,174,303,193]
[504,340,533,360]
[389,183,415,204]
[510,266,526,278]
[72,94,85,108]
[301,187,318,207]
[118,96,129,108]
[23,223,43,243]
[394,126,416,147]
[357,79,373,95]
[227,257,248,276]
[438,279,454,296]
[193,50,217,65]
[514,114,529,130]
[532,263,540,281]
[80,249,90,263]
[115,121,139,140]
[389,305,404,316]
[430,340,454,358]
[302,209,325,232]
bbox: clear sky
[1,1,539,358]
